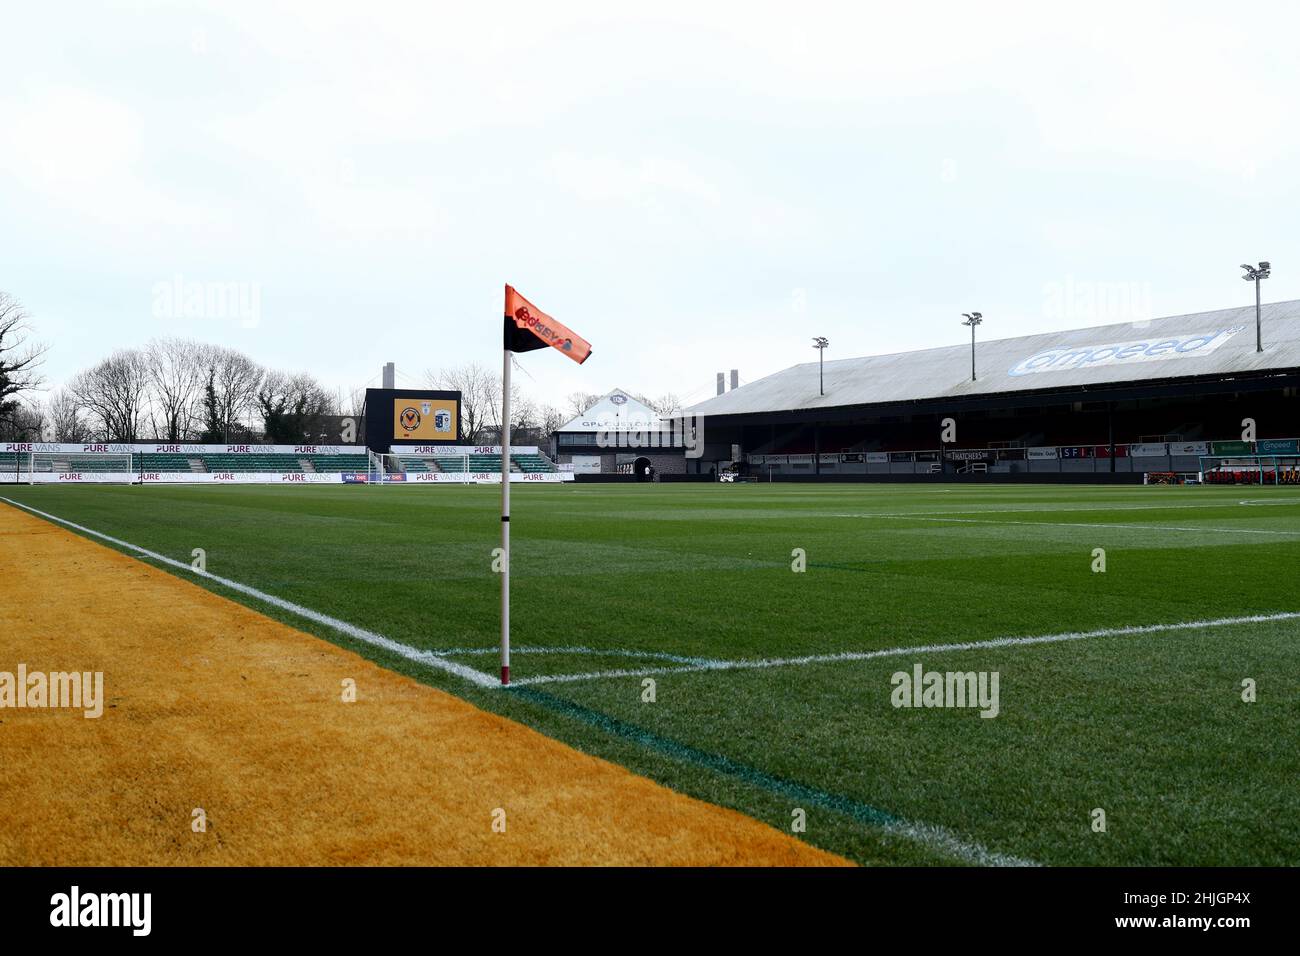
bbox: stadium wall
[748,448,1208,476]
[2,442,368,455]
[4,472,575,485]
[685,375,1300,482]
[757,472,1146,484]
[0,442,572,485]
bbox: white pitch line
[836,513,1300,536]
[829,497,1300,520]
[507,611,1300,686]
[434,645,724,666]
[0,494,1237,866]
[882,819,1037,867]
[0,495,499,689]
[9,495,1299,694]
[0,495,1035,867]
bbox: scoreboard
[365,388,462,450]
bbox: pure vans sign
[1007,326,1244,377]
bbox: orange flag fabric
[503,285,592,365]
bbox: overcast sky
[3,1,1298,409]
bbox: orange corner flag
[504,285,592,365]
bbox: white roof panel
[683,300,1300,417]
[558,388,668,432]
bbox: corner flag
[504,284,592,364]
[499,285,590,685]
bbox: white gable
[558,389,667,433]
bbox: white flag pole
[500,347,512,685]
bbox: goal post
[367,450,407,485]
[364,451,478,484]
[368,451,467,484]
[0,450,32,484]
[27,450,135,483]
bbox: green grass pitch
[3,481,1298,866]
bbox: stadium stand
[419,454,504,473]
[0,443,575,485]
[682,300,1300,481]
[393,452,557,474]
[136,453,197,472]
[298,454,370,473]
[513,453,558,473]
[36,453,133,473]
[196,453,305,473]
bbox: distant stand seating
[513,454,557,473]
[33,454,134,473]
[132,452,371,474]
[303,454,370,472]
[136,454,193,472]
[397,453,557,474]
[196,453,305,473]
[4,447,556,477]
[151,450,554,475]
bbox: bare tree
[199,345,263,442]
[427,362,496,443]
[566,391,601,417]
[0,400,44,442]
[145,338,205,441]
[642,392,683,416]
[0,292,48,433]
[46,388,91,443]
[516,403,568,452]
[539,404,566,437]
[484,362,528,441]
[340,385,367,419]
[513,394,540,433]
[256,371,334,443]
[70,349,150,441]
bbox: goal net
[0,450,31,484]
[28,451,136,483]
[367,451,395,484]
[366,451,473,484]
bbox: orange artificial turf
[0,502,847,866]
